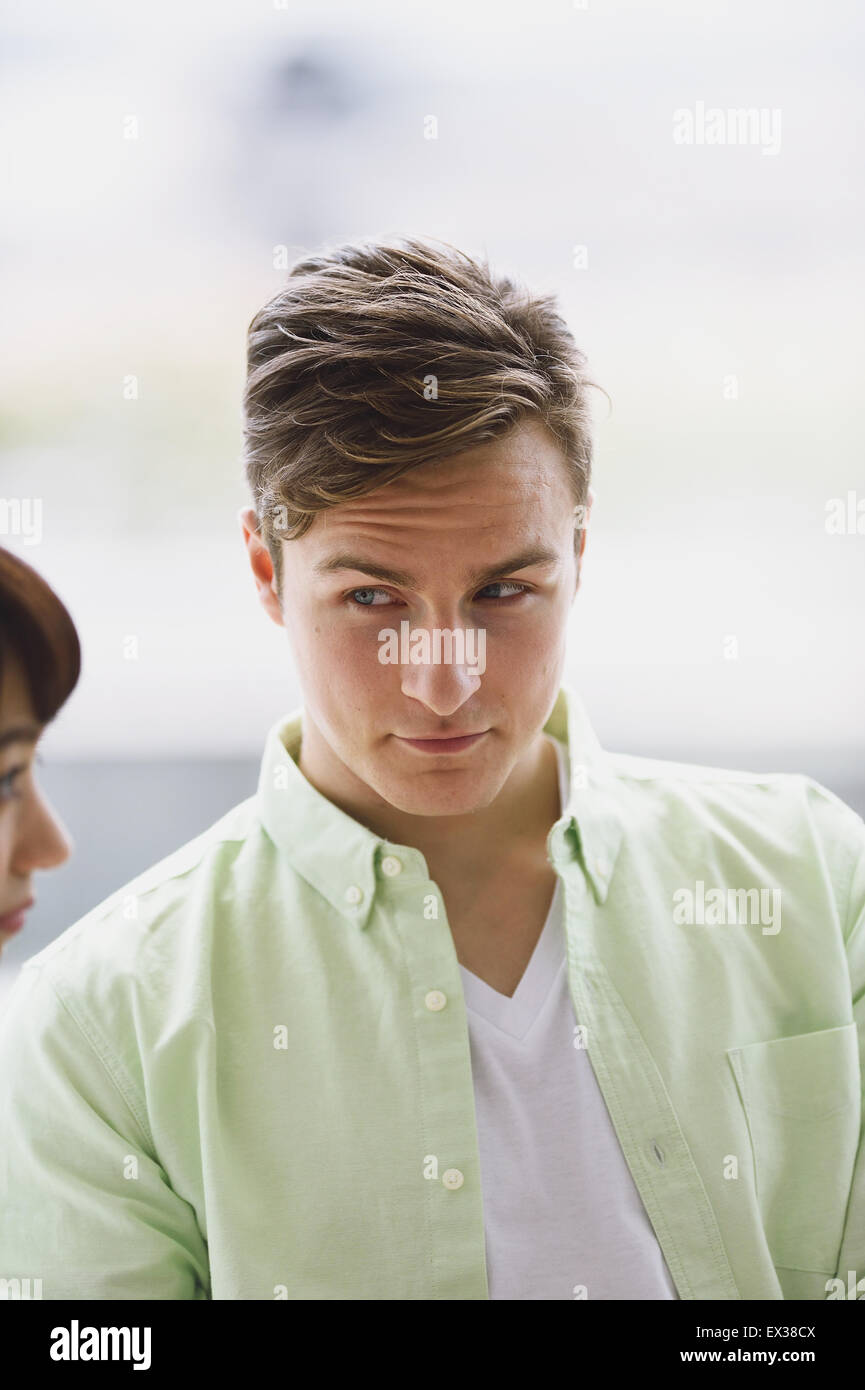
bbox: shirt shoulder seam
[606,756,810,789]
[43,968,156,1153]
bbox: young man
[0,236,863,1301]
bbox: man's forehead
[312,486,546,533]
[307,453,571,542]
[299,482,568,575]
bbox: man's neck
[298,723,562,872]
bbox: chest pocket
[726,1022,861,1282]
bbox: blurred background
[1,0,863,995]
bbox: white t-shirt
[459,735,680,1300]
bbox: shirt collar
[542,684,625,903]
[256,683,624,927]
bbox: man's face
[243,417,587,818]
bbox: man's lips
[0,896,34,936]
[395,731,489,754]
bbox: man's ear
[238,506,285,629]
[574,487,594,595]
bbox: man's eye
[348,588,394,607]
[347,583,530,606]
[476,582,530,600]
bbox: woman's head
[0,548,80,952]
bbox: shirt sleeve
[0,960,210,1300]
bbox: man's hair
[242,235,603,592]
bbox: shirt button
[381,856,402,877]
[442,1168,464,1190]
[425,990,447,1011]
[594,857,609,877]
[344,885,364,905]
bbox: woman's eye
[476,581,529,600]
[348,588,394,607]
[0,767,25,802]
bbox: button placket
[392,876,488,1295]
[561,877,739,1299]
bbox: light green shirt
[1,685,864,1301]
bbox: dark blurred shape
[266,47,368,123]
[230,36,387,243]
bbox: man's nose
[396,623,484,717]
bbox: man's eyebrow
[312,547,561,589]
[0,724,40,752]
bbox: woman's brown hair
[0,547,81,724]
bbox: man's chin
[372,774,500,819]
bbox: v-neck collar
[458,736,569,1040]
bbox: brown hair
[0,547,81,724]
[242,235,604,591]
